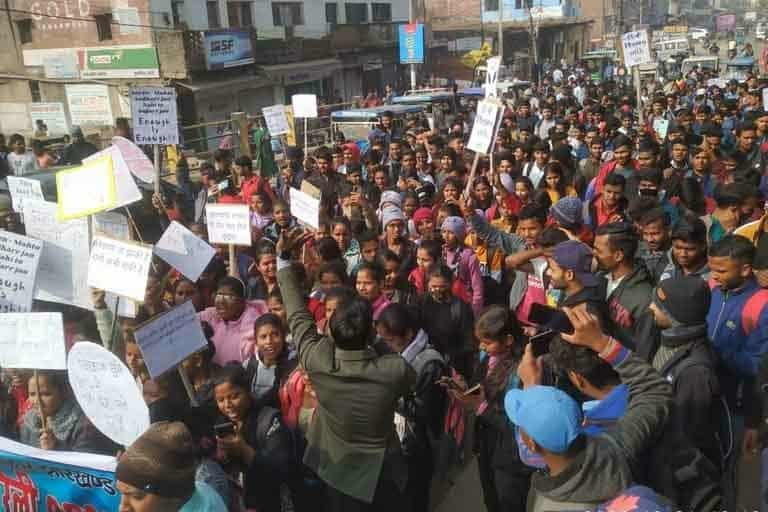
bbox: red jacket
[593,159,639,196]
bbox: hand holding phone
[214,421,236,438]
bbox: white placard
[262,104,290,136]
[83,145,143,210]
[130,87,179,145]
[763,88,768,112]
[56,154,117,221]
[621,31,652,68]
[68,341,150,446]
[291,94,318,118]
[112,136,155,184]
[154,221,216,281]
[289,187,320,229]
[653,118,669,139]
[65,84,114,126]
[133,301,208,379]
[29,102,69,136]
[0,231,43,313]
[7,176,43,213]
[467,100,503,155]
[0,313,66,369]
[87,237,152,302]
[93,211,131,241]
[205,204,251,246]
[484,56,501,99]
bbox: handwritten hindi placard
[56,154,117,221]
[621,31,652,68]
[7,176,44,213]
[467,100,503,155]
[68,341,150,446]
[289,187,320,229]
[133,301,208,379]
[0,313,66,369]
[130,87,179,145]
[154,221,216,282]
[0,231,43,313]
[262,104,290,136]
[205,204,251,246]
[87,237,152,302]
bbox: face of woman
[383,260,399,290]
[418,218,435,238]
[403,198,418,217]
[332,224,351,252]
[324,298,340,323]
[273,206,291,227]
[214,285,245,321]
[258,254,277,282]
[319,272,343,294]
[174,280,201,309]
[416,248,435,272]
[125,342,145,377]
[474,182,491,202]
[428,276,452,303]
[256,323,285,364]
[545,171,561,189]
[356,269,381,301]
[214,381,251,424]
[28,375,64,419]
[443,184,459,201]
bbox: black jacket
[599,264,654,351]
[245,350,299,409]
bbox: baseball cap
[505,385,582,453]
[552,240,599,287]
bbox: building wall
[482,0,580,23]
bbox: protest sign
[484,56,501,98]
[154,221,216,281]
[130,87,179,145]
[94,211,131,241]
[0,313,66,369]
[68,341,150,446]
[291,94,318,118]
[621,31,652,68]
[205,204,251,246]
[6,176,44,213]
[0,436,120,510]
[0,231,43,313]
[56,154,117,221]
[764,88,768,112]
[133,301,208,379]
[112,136,155,183]
[290,187,321,229]
[467,100,503,155]
[262,104,290,136]
[87,237,152,302]
[83,146,142,210]
[653,118,670,139]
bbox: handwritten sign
[7,176,44,213]
[467,100,503,155]
[56,154,117,221]
[621,31,652,68]
[68,341,150,446]
[262,104,290,136]
[112,136,154,184]
[291,94,318,118]
[653,118,669,139]
[0,231,43,313]
[484,56,501,98]
[289,187,320,229]
[93,211,131,241]
[154,221,216,281]
[133,301,208,379]
[0,313,66,369]
[87,237,152,302]
[83,146,142,209]
[205,204,251,246]
[130,87,179,145]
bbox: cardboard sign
[112,136,154,184]
[133,301,208,379]
[484,56,501,99]
[154,221,216,281]
[291,94,318,118]
[262,104,290,136]
[7,176,44,213]
[0,313,66,369]
[87,237,152,302]
[653,118,669,139]
[289,187,320,229]
[130,87,179,145]
[83,146,142,210]
[68,341,150,446]
[467,100,503,155]
[56,154,117,221]
[0,231,43,313]
[621,31,652,68]
[205,204,251,246]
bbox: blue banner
[0,437,119,511]
[399,24,424,64]
[203,29,255,70]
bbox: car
[689,27,709,41]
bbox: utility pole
[528,3,539,81]
[498,0,504,61]
[408,0,417,91]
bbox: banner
[399,23,425,64]
[0,436,119,511]
[262,104,290,136]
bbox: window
[371,3,390,21]
[345,2,367,23]
[485,0,498,10]
[207,1,220,28]
[171,1,184,25]
[272,2,304,26]
[325,2,337,24]
[16,19,32,44]
[29,81,41,102]
[228,1,252,27]
[94,13,112,40]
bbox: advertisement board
[203,29,255,70]
[399,24,424,64]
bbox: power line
[6,7,181,31]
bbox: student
[235,155,276,204]
[355,261,391,321]
[659,214,711,282]
[637,207,672,284]
[249,190,273,238]
[409,239,469,303]
[381,250,418,305]
[702,183,744,244]
[441,216,484,315]
[180,323,219,407]
[522,141,550,188]
[539,161,577,204]
[587,172,628,229]
[331,216,362,274]
[244,313,297,406]
[263,200,298,244]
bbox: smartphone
[529,329,555,357]
[463,384,482,396]
[529,303,574,335]
[214,421,235,438]
[436,376,463,391]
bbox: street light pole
[498,0,504,61]
[409,0,417,91]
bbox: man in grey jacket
[507,304,672,511]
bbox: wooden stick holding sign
[178,367,199,407]
[229,244,237,277]
[464,153,481,200]
[33,370,48,433]
[153,145,161,196]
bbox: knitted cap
[551,196,583,227]
[379,190,402,209]
[382,207,405,228]
[412,207,433,226]
[441,216,466,239]
[116,421,197,500]
[653,276,711,326]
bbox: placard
[0,231,43,313]
[291,94,318,118]
[56,154,117,221]
[6,176,44,213]
[68,341,150,446]
[484,56,501,99]
[93,211,131,241]
[29,102,69,135]
[621,31,652,68]
[0,313,66,369]
[154,221,216,281]
[83,146,142,209]
[262,104,290,136]
[112,136,154,184]
[763,88,768,113]
[289,187,320,229]
[87,237,152,302]
[205,204,251,246]
[133,301,208,379]
[467,100,503,155]
[130,87,179,145]
[653,118,669,139]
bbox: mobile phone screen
[529,303,574,335]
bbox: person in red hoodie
[592,135,638,197]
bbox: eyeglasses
[215,292,241,301]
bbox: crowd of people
[2,62,768,512]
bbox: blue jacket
[707,279,768,378]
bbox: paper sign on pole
[289,187,320,229]
[467,100,503,155]
[56,154,117,221]
[484,56,501,98]
[262,104,290,136]
[0,313,66,369]
[205,204,251,246]
[7,176,44,213]
[68,341,150,446]
[653,118,670,139]
[154,221,216,282]
[291,94,318,118]
[87,237,152,302]
[133,301,208,379]
[83,145,143,210]
[0,231,43,313]
[112,136,155,184]
[130,87,179,145]
[621,31,652,68]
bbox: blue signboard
[399,24,424,64]
[203,29,255,70]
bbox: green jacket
[277,265,416,503]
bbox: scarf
[22,399,81,447]
[401,329,429,365]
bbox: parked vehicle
[681,56,720,76]
[653,38,691,61]
[689,27,709,41]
